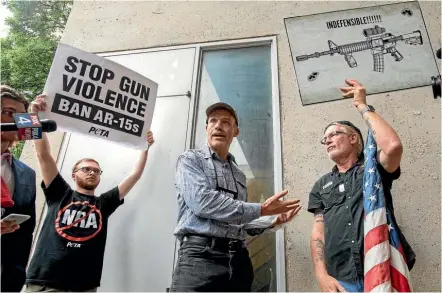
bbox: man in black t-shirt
[25,95,155,292]
[308,79,415,292]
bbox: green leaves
[3,0,72,41]
[4,37,57,97]
[1,0,72,157]
[1,0,72,98]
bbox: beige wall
[23,0,441,291]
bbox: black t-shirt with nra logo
[26,173,123,290]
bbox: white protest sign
[43,43,158,149]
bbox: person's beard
[77,176,99,191]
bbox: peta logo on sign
[55,201,103,242]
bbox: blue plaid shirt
[173,144,276,240]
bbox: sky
[0,5,12,38]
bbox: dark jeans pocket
[230,249,254,291]
[171,242,227,292]
[180,241,210,255]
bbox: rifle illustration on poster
[296,25,423,73]
[284,1,439,105]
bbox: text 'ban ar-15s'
[296,25,423,72]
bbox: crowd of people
[1,79,414,292]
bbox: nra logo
[55,201,103,242]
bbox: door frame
[31,35,286,292]
[184,36,285,292]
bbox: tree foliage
[1,0,72,98]
[1,0,72,157]
[3,0,71,41]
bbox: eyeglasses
[74,167,103,175]
[320,131,348,145]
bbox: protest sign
[43,43,158,149]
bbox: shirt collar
[202,143,236,164]
[1,151,12,165]
[331,156,364,175]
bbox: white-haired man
[308,79,415,292]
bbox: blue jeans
[338,277,364,292]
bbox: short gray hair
[324,121,364,159]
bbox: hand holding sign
[30,94,48,113]
[146,130,155,147]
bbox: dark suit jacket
[1,157,36,292]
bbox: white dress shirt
[1,152,15,197]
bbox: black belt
[182,234,245,251]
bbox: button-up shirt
[1,151,14,197]
[308,159,401,281]
[174,144,275,240]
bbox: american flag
[363,130,412,292]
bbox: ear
[72,173,76,182]
[233,126,239,138]
[350,133,358,145]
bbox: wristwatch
[359,104,375,116]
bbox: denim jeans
[170,240,254,292]
[25,284,97,292]
[338,277,364,292]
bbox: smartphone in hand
[2,213,31,225]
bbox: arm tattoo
[365,117,376,136]
[314,238,325,262]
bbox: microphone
[1,113,57,140]
[1,120,57,132]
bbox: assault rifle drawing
[296,25,423,72]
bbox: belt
[182,234,245,251]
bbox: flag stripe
[391,245,412,288]
[364,241,390,274]
[364,207,387,236]
[391,265,412,292]
[363,130,411,292]
[371,280,392,292]
[364,223,389,255]
[364,260,391,291]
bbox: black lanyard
[209,149,239,200]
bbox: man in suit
[1,85,37,292]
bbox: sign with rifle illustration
[285,1,439,105]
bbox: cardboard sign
[285,1,440,105]
[43,43,158,149]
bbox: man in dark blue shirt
[308,79,415,292]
